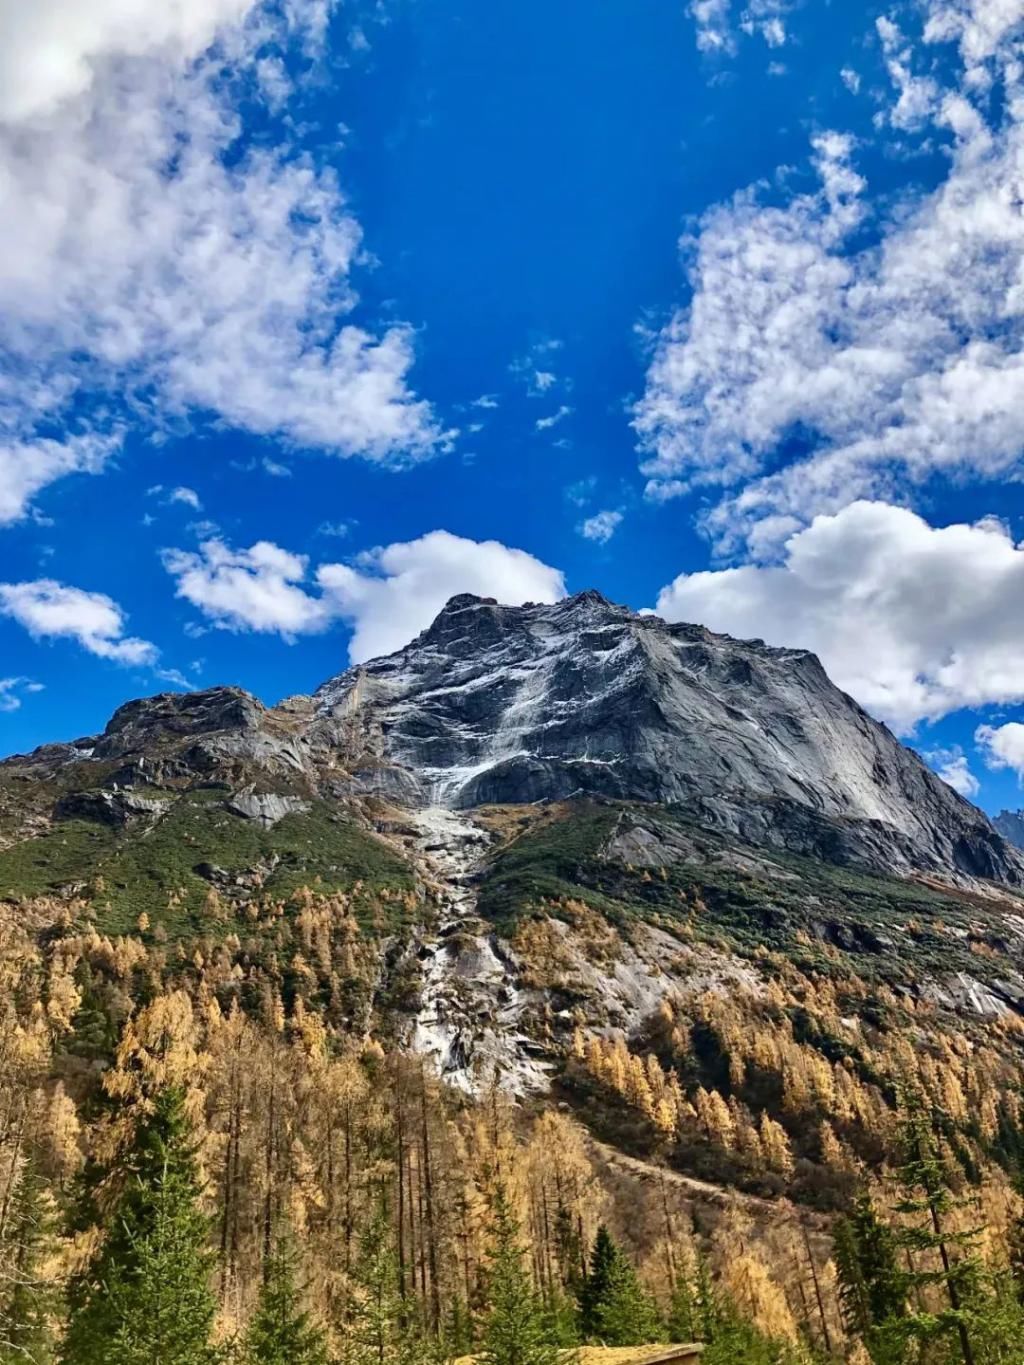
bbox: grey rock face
[315,592,1021,883]
[994,810,1024,851]
[53,789,168,825]
[225,790,310,827]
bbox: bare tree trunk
[802,1222,832,1355]
[262,1051,276,1280]
[419,1068,442,1330]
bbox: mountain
[3,589,1024,1070]
[3,590,1016,892]
[994,808,1024,851]
[314,590,1018,883]
[8,590,1024,1353]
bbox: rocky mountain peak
[3,592,1020,890]
[994,810,1024,851]
[312,593,1020,884]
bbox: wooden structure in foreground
[455,1347,704,1365]
[578,1348,705,1365]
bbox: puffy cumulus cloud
[876,16,941,130]
[169,486,202,510]
[637,10,1024,555]
[163,539,331,638]
[0,677,44,714]
[578,510,623,544]
[0,0,256,122]
[0,580,157,664]
[976,722,1024,781]
[163,530,567,662]
[0,0,448,524]
[319,531,567,662]
[654,501,1024,733]
[923,746,980,798]
[925,0,1024,73]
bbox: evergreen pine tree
[833,1193,906,1343]
[61,1087,216,1365]
[664,1252,794,1365]
[479,1187,559,1365]
[343,1204,412,1365]
[666,1266,697,1344]
[245,1235,330,1365]
[691,1248,719,1344]
[882,1090,985,1365]
[577,1227,615,1341]
[0,1161,58,1364]
[578,1225,658,1346]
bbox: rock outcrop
[994,810,1024,851]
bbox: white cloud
[637,15,1024,554]
[163,539,330,638]
[654,500,1024,733]
[578,510,624,544]
[163,530,566,662]
[510,340,565,397]
[318,531,567,662]
[0,579,157,664]
[923,746,980,798]
[0,677,43,714]
[876,16,941,130]
[977,722,1024,781]
[535,405,573,432]
[924,0,1024,73]
[690,0,789,55]
[841,66,862,94]
[0,0,448,523]
[0,0,256,122]
[690,0,734,53]
[0,434,116,525]
[169,486,202,510]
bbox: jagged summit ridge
[314,592,1016,881]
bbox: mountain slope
[5,591,1024,1235]
[314,591,1019,883]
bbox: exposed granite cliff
[314,591,1020,883]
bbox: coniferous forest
[6,880,1024,1365]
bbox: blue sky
[3,0,1024,814]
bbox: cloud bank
[655,501,1024,733]
[164,530,567,662]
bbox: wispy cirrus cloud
[0,677,44,715]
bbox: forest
[5,869,1024,1365]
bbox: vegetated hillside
[6,595,1024,1361]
